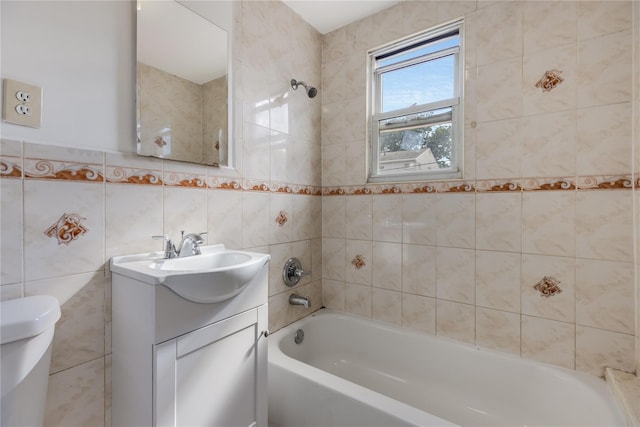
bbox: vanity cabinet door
[155,305,268,427]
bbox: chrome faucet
[289,294,310,309]
[153,231,207,258]
[177,232,206,257]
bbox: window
[368,20,464,182]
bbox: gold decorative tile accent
[275,210,288,227]
[535,70,564,92]
[351,254,366,270]
[154,136,167,147]
[44,213,89,245]
[534,276,563,297]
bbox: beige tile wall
[1,0,638,426]
[0,1,322,425]
[320,0,638,378]
[634,0,640,376]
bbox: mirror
[136,0,232,166]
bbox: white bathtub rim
[269,360,457,427]
[269,336,457,427]
[278,309,620,388]
[269,309,626,426]
[269,311,461,426]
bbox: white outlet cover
[2,78,42,128]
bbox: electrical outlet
[3,79,42,128]
[15,104,32,115]
[16,91,31,102]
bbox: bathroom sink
[148,251,252,271]
[110,244,269,303]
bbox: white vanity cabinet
[155,306,267,427]
[110,247,269,427]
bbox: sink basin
[110,244,270,303]
[148,252,251,271]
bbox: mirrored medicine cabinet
[136,0,233,167]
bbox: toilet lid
[1,295,61,344]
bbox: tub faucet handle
[283,257,311,287]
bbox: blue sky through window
[381,55,454,112]
[379,35,458,113]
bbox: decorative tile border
[522,177,575,191]
[432,180,475,193]
[0,156,22,178]
[406,183,437,193]
[2,141,638,197]
[206,176,242,190]
[576,175,633,190]
[269,181,322,195]
[243,179,271,192]
[476,179,522,192]
[163,171,206,188]
[105,166,163,185]
[322,174,637,196]
[23,158,103,182]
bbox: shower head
[291,79,318,98]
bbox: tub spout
[289,294,310,308]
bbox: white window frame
[367,20,464,183]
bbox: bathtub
[268,310,626,427]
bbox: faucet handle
[283,258,311,287]
[152,234,177,258]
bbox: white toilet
[1,295,61,427]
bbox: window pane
[381,55,454,112]
[378,35,459,68]
[378,112,453,174]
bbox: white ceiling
[282,0,401,34]
[137,0,399,83]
